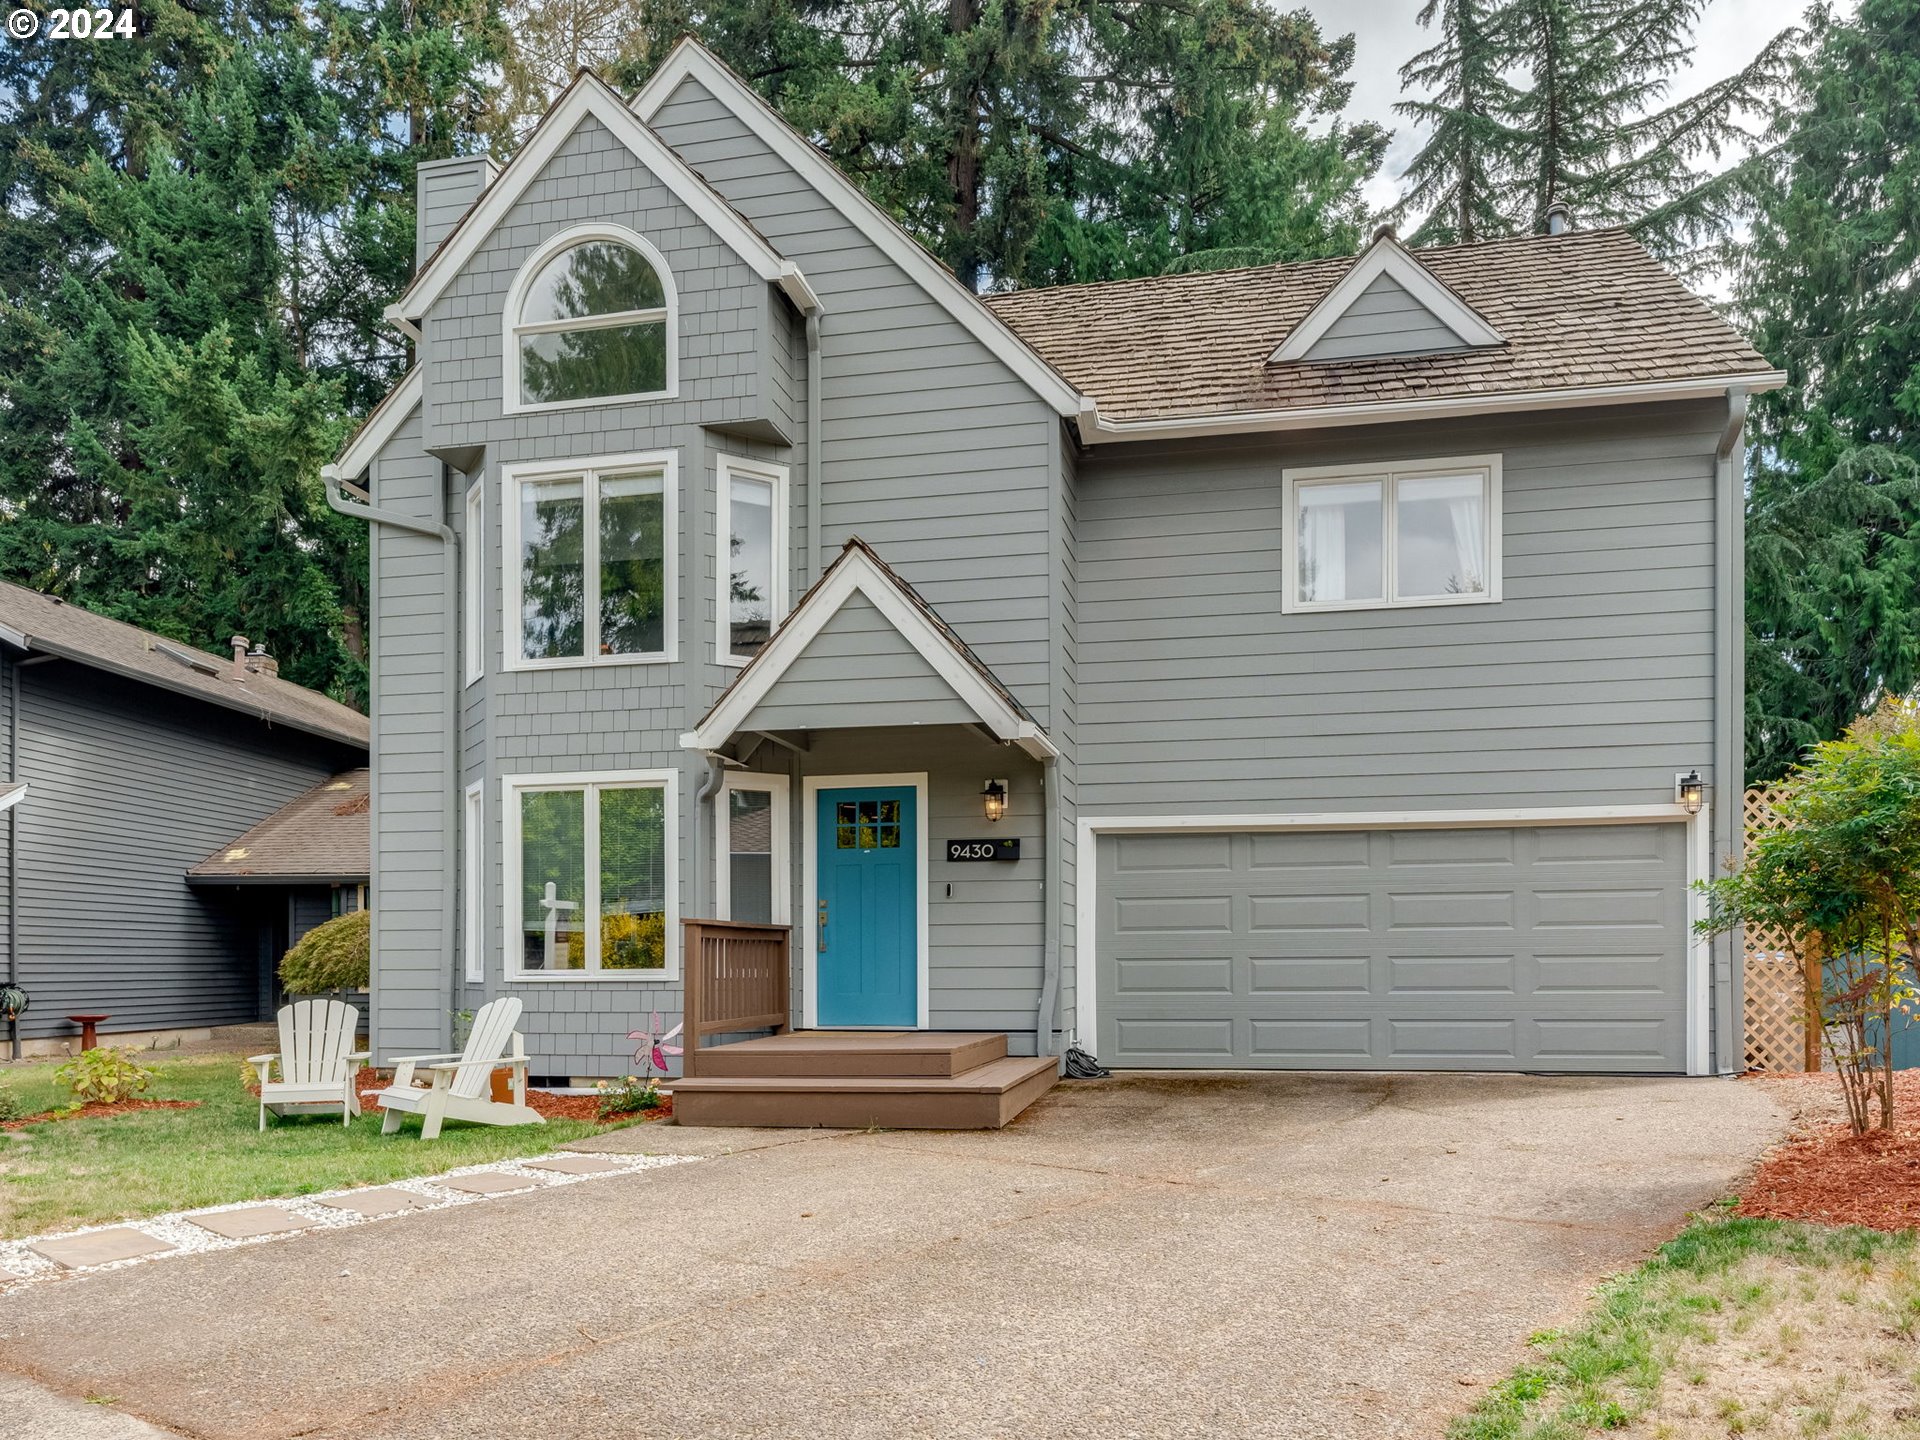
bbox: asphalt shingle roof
[188,768,370,884]
[982,228,1774,425]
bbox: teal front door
[816,785,918,1026]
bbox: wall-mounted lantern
[1675,769,1706,815]
[982,778,1008,823]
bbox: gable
[743,593,978,732]
[1299,273,1474,362]
[1269,234,1503,366]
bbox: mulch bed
[1737,1069,1920,1231]
[352,1073,671,1125]
[0,1098,202,1131]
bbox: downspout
[805,313,822,584]
[324,466,460,1055]
[1035,752,1061,1064]
[1712,386,1748,1076]
[693,753,725,919]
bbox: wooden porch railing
[680,919,791,1078]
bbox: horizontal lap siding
[1302,274,1470,362]
[9,666,356,1038]
[1075,401,1725,814]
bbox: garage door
[1094,823,1689,1073]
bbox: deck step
[690,1030,1007,1079]
[671,1055,1059,1130]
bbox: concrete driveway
[0,1072,1781,1440]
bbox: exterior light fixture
[982,778,1008,823]
[1676,769,1705,815]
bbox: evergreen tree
[1391,0,1516,245]
[1735,0,1920,780]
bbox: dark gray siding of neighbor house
[0,662,359,1040]
[1300,273,1473,362]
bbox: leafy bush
[280,909,371,994]
[566,911,665,970]
[0,1081,22,1123]
[595,1074,663,1119]
[55,1046,154,1105]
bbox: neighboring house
[0,584,369,1055]
[327,40,1781,1083]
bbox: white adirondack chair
[375,996,544,1139]
[248,998,369,1130]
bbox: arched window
[507,229,676,409]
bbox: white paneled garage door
[1093,822,1690,1073]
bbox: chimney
[415,155,499,272]
[1544,202,1572,236]
[229,635,249,680]
[245,645,279,679]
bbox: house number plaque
[946,838,1020,862]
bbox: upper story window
[716,457,788,664]
[1281,455,1502,613]
[503,452,677,670]
[504,225,677,412]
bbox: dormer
[1269,229,1504,366]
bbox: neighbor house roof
[188,768,370,885]
[984,227,1782,439]
[0,583,369,749]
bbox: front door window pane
[726,788,775,924]
[520,789,586,971]
[599,473,666,656]
[520,479,585,659]
[598,787,666,969]
[727,475,775,658]
[1396,473,1487,599]
[1297,479,1384,604]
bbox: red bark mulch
[1737,1069,1920,1232]
[352,1073,671,1124]
[0,1098,202,1131]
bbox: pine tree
[1391,0,1516,245]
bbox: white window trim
[463,781,484,983]
[501,223,679,415]
[500,768,680,982]
[1280,453,1503,614]
[715,456,789,667]
[1074,802,1714,1077]
[463,479,484,686]
[716,771,790,925]
[500,450,679,672]
[801,772,930,1030]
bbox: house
[0,584,369,1056]
[325,40,1782,1111]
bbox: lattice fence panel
[1741,785,1814,1072]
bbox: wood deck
[670,1032,1058,1129]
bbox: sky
[1297,0,1815,211]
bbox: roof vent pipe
[229,635,250,680]
[1544,203,1572,235]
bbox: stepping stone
[313,1187,432,1218]
[525,1155,625,1176]
[187,1206,315,1240]
[440,1171,540,1196]
[30,1228,174,1270]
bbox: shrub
[280,909,371,994]
[595,1074,663,1119]
[566,911,665,971]
[55,1046,154,1105]
[0,1081,22,1123]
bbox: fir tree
[1391,0,1516,245]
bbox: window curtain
[1300,501,1346,602]
[1445,489,1485,592]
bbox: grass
[1451,1205,1920,1440]
[0,1054,631,1238]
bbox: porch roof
[681,539,1057,760]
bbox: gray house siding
[0,662,356,1041]
[1300,273,1472,362]
[745,594,976,731]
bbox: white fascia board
[396,72,810,324]
[1078,371,1790,446]
[1270,236,1504,363]
[680,547,1051,754]
[0,783,25,814]
[329,366,423,480]
[634,42,1089,419]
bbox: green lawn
[0,1055,632,1238]
[1452,1206,1920,1440]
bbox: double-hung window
[1282,455,1501,613]
[505,453,676,669]
[716,457,787,663]
[505,770,677,978]
[717,772,788,924]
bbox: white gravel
[0,1150,696,1292]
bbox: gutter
[323,464,460,1058]
[1712,384,1748,1076]
[805,313,822,584]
